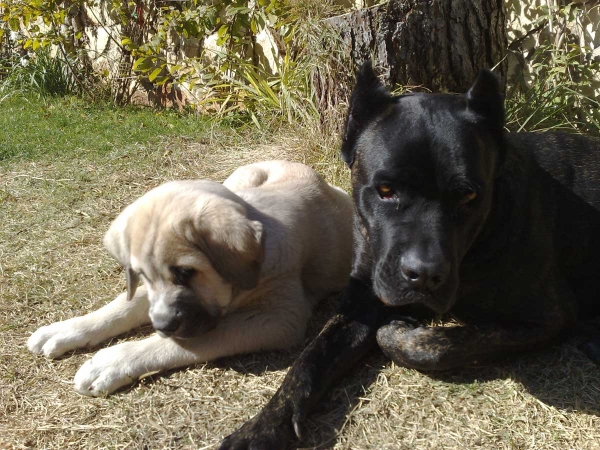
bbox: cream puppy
[28,161,353,396]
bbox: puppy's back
[224,160,324,192]
[225,160,353,298]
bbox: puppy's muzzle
[151,302,218,339]
[152,311,183,336]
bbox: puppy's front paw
[27,320,89,359]
[74,344,136,397]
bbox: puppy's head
[343,62,504,314]
[104,180,264,339]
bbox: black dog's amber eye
[171,266,196,285]
[377,184,394,199]
[459,190,477,206]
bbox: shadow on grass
[212,326,600,449]
[300,336,600,449]
[426,335,600,417]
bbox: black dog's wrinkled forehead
[356,94,494,189]
[343,62,505,191]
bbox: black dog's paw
[376,320,419,367]
[379,315,421,329]
[377,319,417,343]
[218,403,303,450]
[376,324,448,371]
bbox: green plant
[506,2,600,135]
[0,0,349,124]
[195,52,317,127]
[124,0,346,124]
[122,0,286,85]
[193,5,348,127]
[506,48,600,135]
[0,47,85,98]
[0,0,105,99]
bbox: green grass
[0,96,213,161]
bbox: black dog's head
[343,62,505,314]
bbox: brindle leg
[376,319,566,371]
[218,277,383,450]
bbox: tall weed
[506,44,600,136]
[0,48,90,99]
[191,0,348,127]
[505,3,600,136]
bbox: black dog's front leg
[377,320,565,371]
[219,278,383,450]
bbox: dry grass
[2,117,600,450]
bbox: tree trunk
[325,0,507,95]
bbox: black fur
[219,63,600,449]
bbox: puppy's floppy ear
[341,61,393,168]
[191,200,265,291]
[125,266,140,301]
[103,205,139,301]
[466,69,504,133]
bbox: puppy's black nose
[400,255,450,291]
[152,315,181,336]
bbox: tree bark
[326,0,507,94]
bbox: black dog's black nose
[400,255,450,291]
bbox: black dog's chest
[452,288,542,325]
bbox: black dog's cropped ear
[341,61,393,167]
[466,69,504,132]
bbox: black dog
[219,63,600,449]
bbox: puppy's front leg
[376,319,565,371]
[28,286,150,358]
[74,301,321,397]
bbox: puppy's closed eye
[170,266,197,285]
